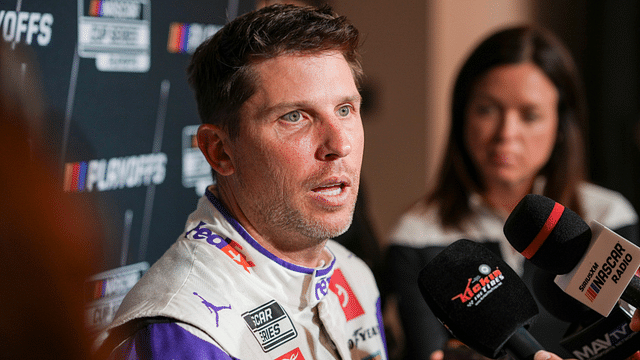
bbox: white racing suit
[97,188,388,360]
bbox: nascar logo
[64,152,167,192]
[85,262,149,302]
[583,243,634,302]
[585,282,600,302]
[167,22,222,54]
[88,0,142,19]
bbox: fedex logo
[329,269,365,321]
[314,275,331,301]
[186,221,255,273]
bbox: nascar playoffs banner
[1,0,254,335]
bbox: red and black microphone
[418,239,544,360]
[503,194,592,275]
[504,194,640,317]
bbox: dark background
[5,0,254,271]
[534,1,640,216]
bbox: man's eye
[337,106,351,117]
[283,111,302,122]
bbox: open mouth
[312,183,345,196]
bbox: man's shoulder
[104,235,243,331]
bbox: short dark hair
[430,25,588,228]
[187,4,362,139]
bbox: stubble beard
[246,187,357,249]
[272,197,356,241]
[237,165,358,248]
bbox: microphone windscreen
[418,239,539,359]
[504,194,591,274]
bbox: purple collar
[205,189,336,276]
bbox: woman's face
[464,62,559,191]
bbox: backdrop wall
[2,0,256,336]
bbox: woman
[385,25,640,359]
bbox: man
[95,4,387,360]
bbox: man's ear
[197,124,235,176]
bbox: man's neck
[211,184,331,269]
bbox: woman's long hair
[429,25,588,228]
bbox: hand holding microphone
[632,309,640,331]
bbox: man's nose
[315,117,353,161]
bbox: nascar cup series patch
[242,300,298,352]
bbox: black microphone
[418,239,544,360]
[504,194,640,317]
[531,267,600,324]
[532,268,640,359]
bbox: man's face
[225,51,364,248]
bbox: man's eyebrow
[343,94,363,105]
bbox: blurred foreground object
[0,41,98,359]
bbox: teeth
[316,185,342,196]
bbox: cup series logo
[242,300,298,353]
[451,264,504,307]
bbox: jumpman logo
[193,292,231,327]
